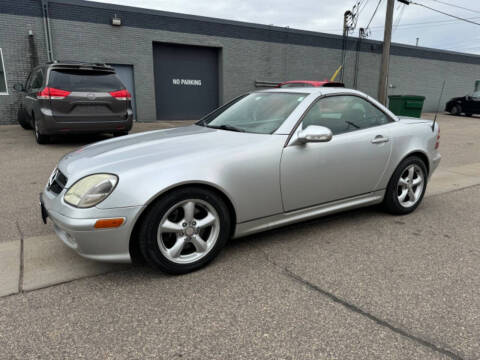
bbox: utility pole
[377,0,395,105]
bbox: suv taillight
[435,126,440,149]
[109,89,131,100]
[37,87,71,100]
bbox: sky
[90,0,480,54]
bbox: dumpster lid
[388,95,426,100]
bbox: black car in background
[445,90,480,116]
[14,61,133,144]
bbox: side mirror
[295,125,333,145]
[13,83,25,92]
[465,95,471,100]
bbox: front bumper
[41,190,144,263]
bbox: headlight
[64,174,118,208]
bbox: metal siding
[110,64,136,120]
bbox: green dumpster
[388,95,425,118]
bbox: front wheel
[139,187,231,274]
[17,107,32,129]
[33,116,50,144]
[384,156,427,215]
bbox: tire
[450,105,461,116]
[17,107,32,129]
[139,187,231,274]
[383,156,427,215]
[33,115,50,144]
[113,131,129,137]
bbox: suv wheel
[384,156,427,215]
[17,107,32,130]
[139,187,231,274]
[33,116,50,144]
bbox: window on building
[0,49,7,94]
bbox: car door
[24,68,44,119]
[22,69,35,118]
[471,91,480,114]
[280,94,394,212]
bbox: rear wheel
[450,105,461,116]
[17,107,32,129]
[139,187,231,274]
[33,115,50,144]
[384,156,427,215]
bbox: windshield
[198,92,306,134]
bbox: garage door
[153,43,219,120]
[110,64,137,120]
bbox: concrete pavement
[0,113,479,359]
[0,185,478,359]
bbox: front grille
[47,169,68,195]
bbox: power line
[368,17,480,32]
[393,4,406,32]
[365,0,384,30]
[369,15,480,29]
[358,0,371,16]
[424,0,480,15]
[409,1,480,26]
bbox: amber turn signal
[94,218,125,229]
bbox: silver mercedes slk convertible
[41,87,441,274]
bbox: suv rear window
[48,70,124,92]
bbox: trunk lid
[48,68,128,123]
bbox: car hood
[58,125,272,181]
[447,96,464,103]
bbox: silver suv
[14,62,133,144]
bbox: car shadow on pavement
[128,204,385,280]
[48,133,114,146]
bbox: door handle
[371,135,389,144]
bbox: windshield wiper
[207,124,245,132]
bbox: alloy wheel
[397,164,424,208]
[157,199,220,264]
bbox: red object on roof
[278,80,345,88]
